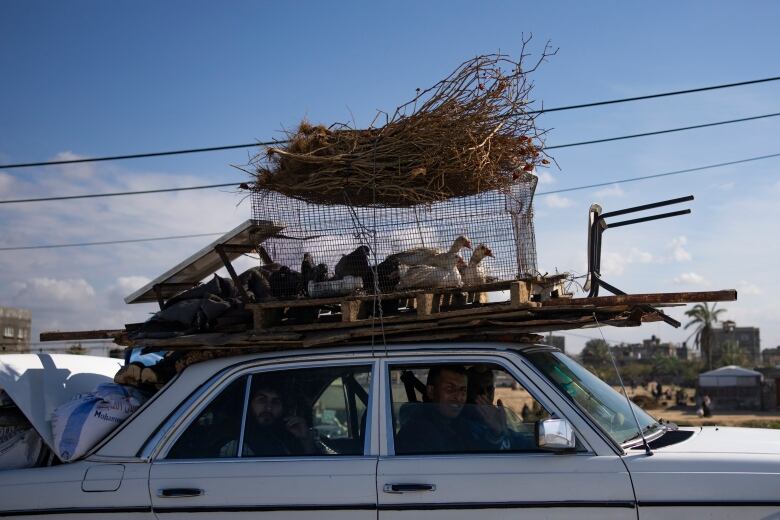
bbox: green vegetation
[684,302,726,371]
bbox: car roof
[178,341,560,374]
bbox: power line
[546,112,780,150]
[529,75,780,114]
[2,150,779,252]
[0,141,284,170]
[0,182,241,205]
[536,152,780,196]
[1,75,778,170]
[3,111,780,205]
[0,232,225,251]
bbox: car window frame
[513,346,632,455]
[380,352,595,457]
[146,356,380,462]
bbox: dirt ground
[495,384,780,429]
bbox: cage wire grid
[249,173,538,298]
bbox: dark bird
[269,266,304,299]
[301,253,315,295]
[334,245,371,282]
[375,256,401,293]
[312,263,329,283]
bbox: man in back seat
[395,365,472,454]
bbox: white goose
[390,235,472,268]
[460,243,493,286]
[397,254,463,290]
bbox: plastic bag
[51,383,148,462]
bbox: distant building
[762,347,780,367]
[541,334,565,353]
[0,305,31,353]
[676,341,698,361]
[611,335,680,361]
[711,320,761,366]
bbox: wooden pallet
[246,280,544,330]
[40,289,738,352]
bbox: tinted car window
[167,376,248,459]
[166,365,371,459]
[390,363,549,455]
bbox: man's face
[251,388,284,425]
[427,368,467,418]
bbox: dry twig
[250,39,555,206]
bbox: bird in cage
[301,253,329,296]
[388,235,472,268]
[334,245,372,284]
[397,253,463,290]
[460,243,494,286]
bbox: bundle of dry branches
[249,41,554,207]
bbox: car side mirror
[537,418,576,451]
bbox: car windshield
[525,351,661,445]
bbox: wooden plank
[341,301,360,322]
[416,293,434,317]
[40,329,124,342]
[510,281,531,306]
[250,280,520,310]
[541,290,737,307]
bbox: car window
[166,365,372,459]
[389,363,550,455]
[167,376,248,459]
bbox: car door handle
[383,483,436,493]
[157,488,204,498]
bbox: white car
[1,342,779,519]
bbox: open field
[495,385,780,429]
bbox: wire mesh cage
[249,173,538,300]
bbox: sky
[1,1,779,355]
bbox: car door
[0,461,153,518]
[148,358,379,519]
[376,353,637,520]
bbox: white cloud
[106,276,152,310]
[673,272,709,286]
[52,151,97,180]
[543,194,573,208]
[738,281,762,296]
[594,184,624,198]
[0,172,13,195]
[13,277,96,306]
[668,236,691,262]
[536,171,556,185]
[601,247,654,276]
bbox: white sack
[51,383,148,462]
[0,354,122,452]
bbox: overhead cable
[529,75,780,114]
[0,232,225,251]
[536,152,780,196]
[2,75,779,170]
[2,151,780,252]
[546,112,780,150]
[3,111,780,205]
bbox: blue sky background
[1,1,779,354]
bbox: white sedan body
[0,343,778,519]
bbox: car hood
[0,353,122,450]
[660,426,780,455]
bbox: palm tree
[684,303,726,370]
